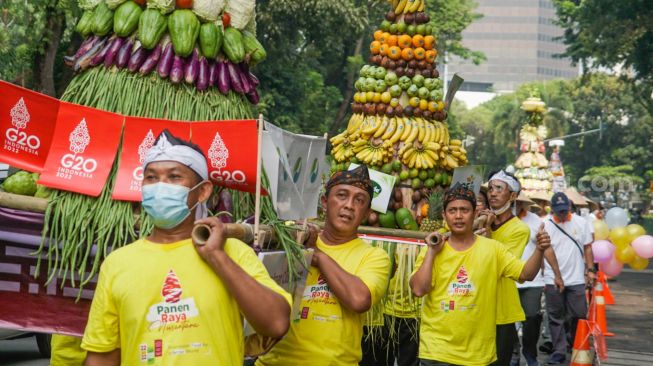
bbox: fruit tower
[514,94,553,197]
[329,0,468,230]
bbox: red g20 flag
[0,80,59,172]
[38,102,124,197]
[191,120,258,192]
[112,117,191,201]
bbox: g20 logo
[5,128,41,150]
[132,167,144,181]
[61,153,98,173]
[210,170,247,184]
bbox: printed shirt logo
[300,271,340,322]
[208,132,229,171]
[447,266,475,297]
[69,119,90,154]
[10,98,30,129]
[146,270,199,329]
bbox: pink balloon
[631,235,653,259]
[601,256,623,277]
[592,240,616,263]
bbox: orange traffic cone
[570,319,593,366]
[598,270,615,305]
[593,281,614,337]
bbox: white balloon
[605,207,629,229]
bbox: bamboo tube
[0,192,49,213]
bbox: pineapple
[419,190,443,232]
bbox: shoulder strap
[548,218,584,258]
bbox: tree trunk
[329,36,363,135]
[39,9,63,97]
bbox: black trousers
[360,316,419,366]
[490,323,519,366]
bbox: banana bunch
[392,0,424,14]
[441,139,468,170]
[352,138,395,166]
[331,132,356,163]
[398,140,441,169]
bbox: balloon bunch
[592,207,653,276]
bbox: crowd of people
[49,130,601,366]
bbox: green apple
[392,160,402,172]
[382,163,393,174]
[355,77,366,91]
[360,65,370,78]
[407,84,419,98]
[365,77,376,92]
[374,80,387,93]
[418,87,430,100]
[416,24,426,36]
[411,178,422,189]
[399,170,410,181]
[384,71,398,85]
[380,20,391,32]
[389,23,398,34]
[407,25,416,36]
[389,84,403,98]
[398,76,412,90]
[429,89,444,101]
[424,78,436,90]
[418,170,429,180]
[424,178,435,188]
[412,74,425,87]
[397,21,407,34]
[374,66,387,80]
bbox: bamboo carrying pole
[253,114,264,247]
[0,192,49,213]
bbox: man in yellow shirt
[257,165,391,366]
[81,130,291,366]
[410,183,551,366]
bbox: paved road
[0,337,48,366]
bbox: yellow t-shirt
[414,236,524,365]
[50,334,85,366]
[491,216,530,324]
[81,238,291,366]
[257,237,391,366]
[384,244,421,318]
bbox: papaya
[395,208,418,231]
[378,211,397,229]
[199,22,222,59]
[91,2,115,36]
[114,1,142,37]
[168,9,200,57]
[223,27,245,63]
[138,9,168,49]
[76,10,95,36]
[242,31,266,66]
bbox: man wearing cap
[81,130,292,366]
[257,165,391,365]
[514,194,564,366]
[542,192,595,365]
[484,170,531,366]
[410,183,551,366]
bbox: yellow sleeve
[512,225,531,258]
[357,247,391,305]
[50,335,85,366]
[497,242,525,282]
[81,261,120,353]
[228,239,293,307]
[411,246,434,287]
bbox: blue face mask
[142,181,204,229]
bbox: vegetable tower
[329,0,468,230]
[514,93,553,197]
[37,0,268,289]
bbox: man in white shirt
[542,193,595,365]
[514,194,563,366]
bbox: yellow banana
[361,116,381,136]
[417,0,425,11]
[346,114,362,135]
[400,118,412,141]
[408,0,421,13]
[398,142,413,156]
[417,118,426,142]
[432,123,441,144]
[402,146,415,162]
[395,0,408,14]
[404,0,415,14]
[374,116,390,138]
[405,121,419,143]
[330,132,346,146]
[450,139,462,147]
[381,117,397,139]
[443,125,450,146]
[423,120,431,143]
[408,151,418,168]
[451,151,461,157]
[424,148,439,162]
[425,141,441,152]
[446,155,459,169]
[389,118,405,144]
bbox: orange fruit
[373,30,384,41]
[386,35,398,47]
[379,43,389,56]
[425,50,437,63]
[401,47,414,61]
[398,35,413,49]
[412,35,425,48]
[428,101,438,113]
[379,32,391,44]
[414,47,426,60]
[370,41,381,55]
[387,46,401,60]
[424,35,436,50]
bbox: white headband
[490,170,521,193]
[143,133,209,180]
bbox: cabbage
[146,0,175,14]
[78,0,102,10]
[192,0,225,22]
[106,0,127,9]
[226,0,255,30]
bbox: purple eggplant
[128,42,147,73]
[184,49,199,85]
[74,35,99,59]
[116,37,134,69]
[216,60,231,94]
[157,42,174,79]
[237,64,253,94]
[90,35,116,66]
[196,56,210,91]
[104,37,125,68]
[73,37,107,72]
[248,71,260,87]
[246,89,260,105]
[139,42,162,76]
[169,55,184,84]
[208,61,218,87]
[227,61,245,94]
[64,56,76,67]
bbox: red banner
[0,81,59,172]
[112,117,191,201]
[191,120,258,192]
[38,102,124,197]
